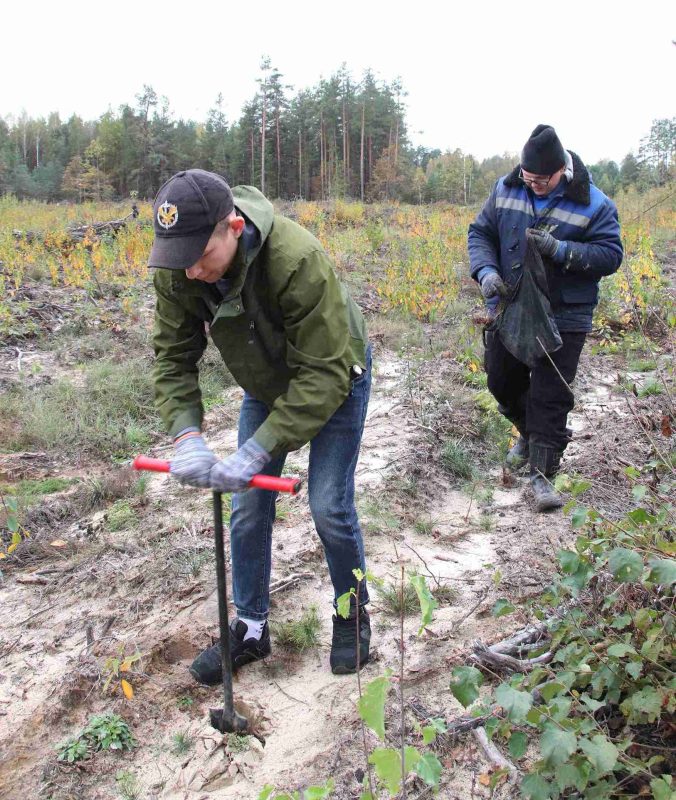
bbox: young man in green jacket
[149,169,371,681]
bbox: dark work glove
[210,437,272,493]
[171,431,218,488]
[527,228,560,259]
[480,271,507,300]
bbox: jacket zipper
[248,320,255,344]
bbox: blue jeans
[230,346,372,621]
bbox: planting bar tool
[132,455,302,495]
[134,454,301,733]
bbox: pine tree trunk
[320,112,325,201]
[298,129,302,199]
[276,107,281,198]
[250,128,255,185]
[360,103,365,202]
[261,94,266,195]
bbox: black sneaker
[189,619,271,685]
[330,611,371,675]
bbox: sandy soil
[0,299,670,800]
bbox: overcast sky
[4,0,674,164]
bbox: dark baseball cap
[148,169,235,269]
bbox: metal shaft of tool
[212,491,236,722]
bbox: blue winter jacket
[468,152,623,331]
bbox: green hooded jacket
[152,186,368,457]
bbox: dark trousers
[484,330,586,453]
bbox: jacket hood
[504,151,591,206]
[232,186,274,264]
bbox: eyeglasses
[519,169,556,188]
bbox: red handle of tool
[132,455,301,495]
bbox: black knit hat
[149,169,234,269]
[520,125,566,175]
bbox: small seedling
[115,770,141,800]
[479,512,495,532]
[170,731,195,756]
[56,713,135,764]
[226,733,250,753]
[377,579,420,616]
[57,737,89,764]
[176,695,194,711]
[275,605,321,651]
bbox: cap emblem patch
[157,201,179,229]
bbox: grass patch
[440,439,475,479]
[199,343,235,410]
[170,731,194,756]
[637,378,663,397]
[358,495,401,535]
[115,770,141,800]
[6,357,159,458]
[274,605,321,651]
[106,500,138,532]
[377,579,420,616]
[627,357,658,372]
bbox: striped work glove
[170,429,218,488]
[209,438,271,493]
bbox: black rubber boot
[529,444,564,513]
[505,436,529,470]
[330,611,371,675]
[189,619,271,685]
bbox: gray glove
[528,228,560,259]
[170,431,218,488]
[210,438,272,494]
[480,271,507,299]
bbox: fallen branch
[268,571,314,595]
[472,726,519,781]
[471,640,553,673]
[488,624,549,655]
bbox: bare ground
[0,285,673,800]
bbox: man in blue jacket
[468,125,623,511]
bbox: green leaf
[557,549,580,573]
[607,548,643,582]
[571,506,589,529]
[422,726,437,745]
[555,762,588,792]
[625,661,643,679]
[631,484,647,501]
[357,675,390,740]
[650,775,673,800]
[610,613,632,630]
[607,643,637,658]
[620,686,663,724]
[539,682,566,702]
[648,557,676,585]
[623,466,640,479]
[258,788,274,800]
[580,693,605,712]
[508,730,528,759]
[540,724,577,767]
[304,779,335,799]
[521,773,551,800]
[627,507,654,525]
[336,590,353,620]
[409,574,438,633]
[368,748,401,795]
[414,752,442,787]
[450,665,483,708]
[579,734,619,774]
[495,683,533,723]
[491,598,516,618]
[352,568,365,582]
